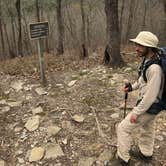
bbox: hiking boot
[107,156,130,166]
[130,148,152,162]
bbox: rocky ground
[0,52,165,166]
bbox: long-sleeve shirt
[132,63,164,115]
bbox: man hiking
[111,31,165,165]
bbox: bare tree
[104,0,124,67]
[164,0,166,40]
[142,0,148,29]
[36,0,40,22]
[0,0,5,56]
[80,0,88,58]
[15,0,23,56]
[56,0,64,55]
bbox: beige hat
[130,31,159,48]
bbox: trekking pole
[124,92,128,118]
[123,81,129,118]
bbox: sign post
[29,21,49,86]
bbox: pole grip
[125,93,128,100]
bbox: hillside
[0,52,165,166]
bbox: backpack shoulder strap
[142,58,161,82]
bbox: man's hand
[130,113,138,123]
[123,82,132,93]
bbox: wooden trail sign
[29,21,49,86]
[29,21,49,40]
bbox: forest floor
[0,49,165,166]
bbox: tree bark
[164,0,166,41]
[0,0,5,56]
[56,0,64,55]
[104,0,124,67]
[36,0,40,22]
[15,0,23,57]
[80,0,88,58]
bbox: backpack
[138,47,166,112]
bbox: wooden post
[29,21,49,87]
[37,39,47,86]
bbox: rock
[18,158,24,164]
[35,87,48,95]
[32,106,43,115]
[72,115,85,123]
[155,135,164,141]
[79,70,89,76]
[110,113,119,119]
[98,149,115,162]
[47,126,61,137]
[11,81,24,92]
[0,160,5,166]
[68,80,77,87]
[78,157,96,166]
[7,101,22,107]
[25,116,40,131]
[0,100,6,104]
[124,67,132,72]
[1,106,10,113]
[162,131,166,136]
[62,138,68,145]
[44,143,64,159]
[29,147,45,162]
[56,84,63,88]
[14,127,22,132]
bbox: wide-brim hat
[130,31,159,48]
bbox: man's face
[135,44,148,57]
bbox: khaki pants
[117,111,156,162]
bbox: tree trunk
[11,17,17,56]
[80,0,88,58]
[125,0,135,42]
[15,0,23,57]
[56,0,64,55]
[104,0,124,67]
[119,0,125,37]
[164,0,166,41]
[4,23,15,58]
[142,0,148,29]
[0,0,5,56]
[36,0,40,22]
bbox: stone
[162,131,166,136]
[72,115,85,123]
[1,106,10,113]
[0,160,5,166]
[35,87,48,95]
[11,81,24,92]
[78,157,96,166]
[14,127,22,132]
[18,158,24,164]
[124,67,132,72]
[0,100,6,104]
[110,113,119,119]
[45,143,64,159]
[7,101,22,107]
[29,147,45,162]
[25,116,40,131]
[47,126,61,137]
[32,106,43,115]
[68,80,77,87]
[98,149,115,162]
[155,135,164,141]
